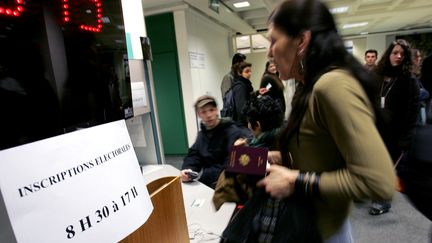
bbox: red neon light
[0,0,25,17]
[62,0,103,33]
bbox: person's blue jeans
[324,219,354,243]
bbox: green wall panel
[146,13,188,155]
[151,52,188,154]
[145,14,177,53]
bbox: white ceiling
[142,0,432,37]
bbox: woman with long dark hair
[259,60,286,113]
[255,0,396,241]
[368,39,420,215]
[375,39,419,163]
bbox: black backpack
[221,82,241,120]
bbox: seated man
[180,95,246,188]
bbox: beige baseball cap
[194,95,217,110]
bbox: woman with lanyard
[369,39,420,216]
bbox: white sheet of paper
[131,81,147,109]
[189,52,206,69]
[265,83,272,90]
[0,120,153,243]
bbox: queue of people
[179,0,431,242]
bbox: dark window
[0,0,132,150]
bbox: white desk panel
[142,164,235,243]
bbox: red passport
[226,146,268,176]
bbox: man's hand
[180,169,193,182]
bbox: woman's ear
[297,30,311,56]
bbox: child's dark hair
[245,92,284,132]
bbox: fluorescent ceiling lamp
[330,6,349,14]
[233,1,250,8]
[343,22,368,29]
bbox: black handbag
[221,189,322,243]
[402,125,432,221]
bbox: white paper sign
[0,120,153,243]
[189,52,206,69]
[131,81,147,109]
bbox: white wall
[246,34,394,88]
[122,0,164,164]
[347,34,401,65]
[244,51,268,90]
[174,8,233,146]
[351,38,367,64]
[366,35,387,62]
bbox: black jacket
[421,55,432,96]
[182,119,245,188]
[259,74,286,113]
[232,76,253,127]
[378,75,419,159]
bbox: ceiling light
[233,1,250,8]
[344,40,353,47]
[342,22,368,29]
[330,6,349,14]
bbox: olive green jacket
[288,69,395,239]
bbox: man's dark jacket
[182,118,244,188]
